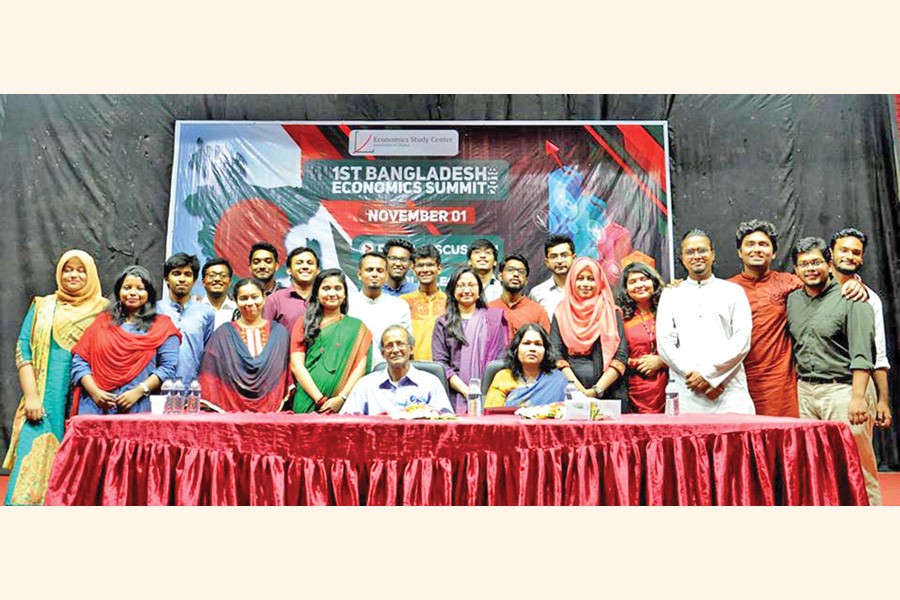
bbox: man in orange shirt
[488,254,550,335]
[727,220,867,417]
[401,245,447,361]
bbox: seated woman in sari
[71,265,181,415]
[550,257,629,408]
[3,250,108,505]
[485,323,568,408]
[198,278,291,412]
[291,269,372,414]
[432,266,509,412]
[618,261,668,413]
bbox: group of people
[4,221,893,506]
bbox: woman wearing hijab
[549,257,629,407]
[3,250,108,505]
[199,278,292,412]
[71,265,181,415]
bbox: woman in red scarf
[71,266,181,414]
[549,257,629,407]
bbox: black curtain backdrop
[2,94,898,468]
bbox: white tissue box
[564,395,621,420]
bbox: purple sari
[456,307,508,401]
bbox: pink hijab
[554,257,620,367]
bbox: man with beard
[248,242,285,296]
[488,254,550,335]
[348,252,412,368]
[401,245,447,361]
[466,238,503,302]
[728,220,868,417]
[263,246,319,334]
[828,228,892,429]
[340,325,451,416]
[786,236,880,504]
[656,230,755,414]
[200,257,237,329]
[157,253,215,382]
[382,238,418,296]
[529,234,575,320]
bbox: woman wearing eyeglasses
[432,266,509,413]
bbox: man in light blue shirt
[340,325,451,416]
[156,253,215,382]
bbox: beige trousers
[797,379,881,506]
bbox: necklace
[637,309,656,353]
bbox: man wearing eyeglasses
[382,239,418,296]
[529,235,575,320]
[201,258,238,329]
[786,236,880,504]
[489,254,550,335]
[656,229,755,414]
[340,325,451,416]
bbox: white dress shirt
[528,276,566,320]
[866,287,890,370]
[348,289,413,368]
[201,295,238,330]
[656,275,755,414]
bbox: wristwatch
[139,382,151,396]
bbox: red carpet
[3,472,900,505]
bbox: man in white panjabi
[656,229,756,414]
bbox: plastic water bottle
[665,380,680,416]
[170,380,185,414]
[564,382,577,402]
[161,379,174,414]
[467,378,483,417]
[187,379,201,413]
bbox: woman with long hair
[549,257,629,407]
[198,278,292,412]
[3,250,108,505]
[290,269,372,413]
[484,322,568,408]
[431,266,509,411]
[617,261,668,413]
[71,265,181,415]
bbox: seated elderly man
[340,324,452,416]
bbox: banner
[167,121,673,294]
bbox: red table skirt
[44,413,868,506]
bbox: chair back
[480,359,507,398]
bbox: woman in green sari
[4,250,108,505]
[290,269,372,413]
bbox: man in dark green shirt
[786,236,880,504]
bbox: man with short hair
[727,220,868,417]
[157,252,215,382]
[656,229,755,414]
[340,325,452,415]
[401,245,447,361]
[348,252,413,368]
[248,242,284,296]
[263,246,319,334]
[529,234,575,320]
[488,254,550,334]
[201,257,237,330]
[786,236,881,504]
[466,238,502,302]
[828,228,892,429]
[382,238,417,296]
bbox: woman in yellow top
[485,323,569,408]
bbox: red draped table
[44,413,868,506]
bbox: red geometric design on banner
[213,198,291,278]
[618,125,668,194]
